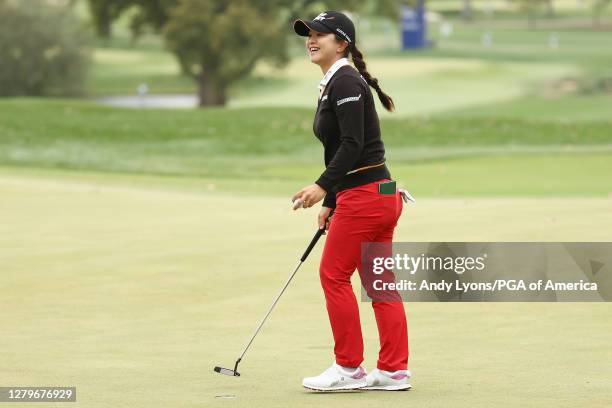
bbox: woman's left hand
[292,184,326,210]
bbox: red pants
[319,179,409,371]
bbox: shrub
[0,0,90,96]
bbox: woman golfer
[291,11,411,391]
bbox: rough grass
[1,100,611,196]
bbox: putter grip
[300,227,326,262]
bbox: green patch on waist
[378,180,396,195]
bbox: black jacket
[313,65,390,208]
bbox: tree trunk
[462,0,472,21]
[197,73,227,107]
[89,2,113,39]
[546,0,555,18]
[99,22,112,39]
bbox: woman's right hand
[318,206,333,231]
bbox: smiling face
[306,29,348,71]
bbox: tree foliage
[87,0,169,38]
[0,0,90,97]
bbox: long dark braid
[345,43,395,112]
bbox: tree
[545,0,555,18]
[0,0,90,96]
[87,0,375,107]
[462,0,473,21]
[164,0,289,106]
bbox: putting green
[1,170,611,407]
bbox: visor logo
[335,28,351,43]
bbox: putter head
[214,366,240,377]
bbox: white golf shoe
[302,362,367,391]
[363,368,412,391]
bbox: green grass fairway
[89,48,195,95]
[440,94,612,122]
[1,170,611,408]
[229,57,577,118]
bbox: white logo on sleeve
[337,94,361,106]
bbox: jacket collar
[319,58,349,92]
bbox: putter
[214,222,330,377]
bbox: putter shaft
[214,226,327,377]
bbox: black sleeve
[315,75,365,194]
[322,191,336,209]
